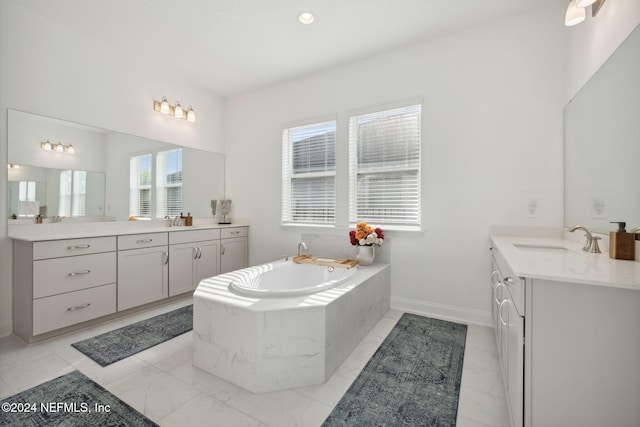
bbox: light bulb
[42,140,52,150]
[160,96,170,114]
[187,106,196,122]
[55,142,64,152]
[174,101,183,118]
[565,0,585,26]
[66,144,75,154]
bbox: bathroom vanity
[490,235,640,427]
[11,222,248,342]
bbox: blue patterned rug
[0,370,158,426]
[71,305,193,367]
[322,313,467,427]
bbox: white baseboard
[391,296,492,327]
[0,319,12,338]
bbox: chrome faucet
[568,225,600,253]
[297,242,308,256]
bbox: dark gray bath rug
[322,313,467,427]
[71,304,193,366]
[0,370,158,426]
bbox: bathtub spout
[297,242,308,256]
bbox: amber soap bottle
[609,221,635,260]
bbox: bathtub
[193,259,390,393]
[228,259,357,297]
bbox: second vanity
[11,221,249,343]
[490,234,640,427]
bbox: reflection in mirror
[564,24,640,233]
[8,110,225,223]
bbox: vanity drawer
[33,236,116,260]
[221,227,247,239]
[169,228,220,245]
[33,252,117,298]
[118,232,168,250]
[33,284,117,335]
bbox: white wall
[225,4,568,324]
[0,1,226,335]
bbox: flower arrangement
[349,222,384,247]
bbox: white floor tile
[0,303,510,426]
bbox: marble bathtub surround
[193,262,391,393]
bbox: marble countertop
[8,219,250,241]
[491,235,640,291]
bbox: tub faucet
[568,225,596,252]
[297,242,308,256]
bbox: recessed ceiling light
[298,12,315,25]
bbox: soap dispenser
[609,221,635,260]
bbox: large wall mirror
[7,109,225,223]
[564,24,640,233]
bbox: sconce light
[153,97,196,122]
[41,139,76,154]
[8,164,21,169]
[565,0,606,26]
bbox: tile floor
[0,298,510,426]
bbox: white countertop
[491,235,640,291]
[8,219,250,242]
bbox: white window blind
[130,153,152,218]
[282,121,336,225]
[348,104,421,229]
[156,148,183,217]
[58,170,87,217]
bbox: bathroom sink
[513,243,568,253]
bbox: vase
[356,245,375,266]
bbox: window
[17,181,38,217]
[59,170,87,217]
[130,153,152,217]
[349,104,421,230]
[129,149,182,218]
[156,148,183,217]
[282,120,336,225]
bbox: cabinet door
[169,242,197,296]
[195,240,220,283]
[118,246,168,310]
[220,237,248,274]
[507,302,524,427]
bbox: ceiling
[16,0,559,97]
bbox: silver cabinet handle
[162,251,169,265]
[230,231,240,235]
[197,247,202,259]
[493,281,505,304]
[221,244,225,255]
[504,277,515,287]
[68,270,91,277]
[498,299,509,325]
[67,303,91,311]
[137,239,153,244]
[67,244,90,250]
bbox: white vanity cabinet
[13,236,117,339]
[117,232,169,311]
[220,227,248,274]
[491,236,640,427]
[169,229,220,296]
[491,247,524,427]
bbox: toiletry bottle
[186,213,193,226]
[609,221,635,260]
[36,214,42,224]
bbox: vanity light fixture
[41,139,76,154]
[298,12,315,25]
[565,0,606,26]
[8,164,20,169]
[153,97,196,122]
